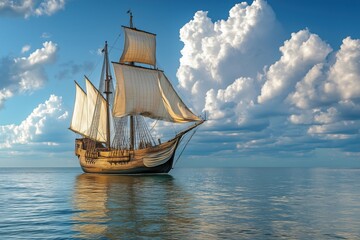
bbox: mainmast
[128,10,133,28]
[127,10,135,150]
[103,41,112,149]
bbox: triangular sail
[85,77,108,143]
[69,77,109,143]
[112,63,200,123]
[70,82,88,136]
[120,27,156,66]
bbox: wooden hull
[75,138,180,174]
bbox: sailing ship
[69,13,204,174]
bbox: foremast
[103,42,112,149]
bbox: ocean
[0,167,360,239]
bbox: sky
[0,0,359,168]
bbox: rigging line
[173,128,198,168]
[109,33,122,55]
[88,33,121,79]
[149,119,158,132]
[88,56,102,79]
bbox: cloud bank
[0,94,69,150]
[0,0,65,18]
[177,0,360,159]
[0,41,57,108]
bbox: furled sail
[70,82,88,136]
[119,27,156,66]
[112,63,200,123]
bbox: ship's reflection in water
[72,174,196,239]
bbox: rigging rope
[149,119,158,132]
[173,128,198,168]
[88,32,121,79]
[109,33,122,55]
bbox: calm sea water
[1,167,360,239]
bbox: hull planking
[75,137,180,174]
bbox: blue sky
[0,0,359,168]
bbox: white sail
[70,18,205,174]
[112,63,200,123]
[158,71,201,123]
[85,77,108,143]
[70,82,88,136]
[120,27,156,66]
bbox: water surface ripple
[1,168,360,239]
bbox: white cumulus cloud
[0,41,57,108]
[0,95,69,149]
[286,36,360,149]
[21,44,31,53]
[177,0,284,113]
[0,0,65,18]
[326,37,360,100]
[176,0,360,159]
[258,29,332,104]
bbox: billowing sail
[112,63,200,123]
[85,77,108,143]
[69,78,108,142]
[70,18,205,174]
[70,82,88,135]
[120,27,156,66]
